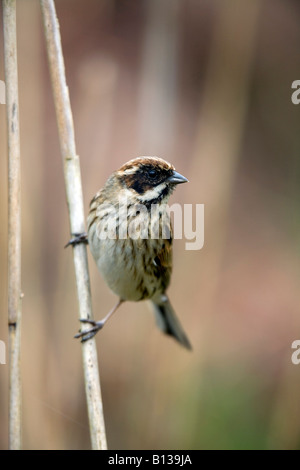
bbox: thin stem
[2,0,22,450]
[40,0,107,450]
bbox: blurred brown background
[1,0,300,450]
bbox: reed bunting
[71,156,191,349]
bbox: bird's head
[115,156,188,205]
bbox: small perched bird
[72,156,191,349]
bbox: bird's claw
[74,318,105,343]
[65,232,88,249]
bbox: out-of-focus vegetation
[1,0,300,449]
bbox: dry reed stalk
[40,0,107,450]
[2,0,22,450]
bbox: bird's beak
[167,170,189,185]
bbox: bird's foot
[74,319,105,342]
[74,300,124,343]
[65,232,88,249]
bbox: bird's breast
[88,205,172,301]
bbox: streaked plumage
[77,156,191,349]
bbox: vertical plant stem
[40,0,107,450]
[2,0,22,450]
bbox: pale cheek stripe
[136,183,166,202]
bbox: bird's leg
[74,299,125,342]
[64,232,88,249]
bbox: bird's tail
[151,296,192,350]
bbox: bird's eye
[148,169,157,179]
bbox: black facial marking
[125,164,174,195]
